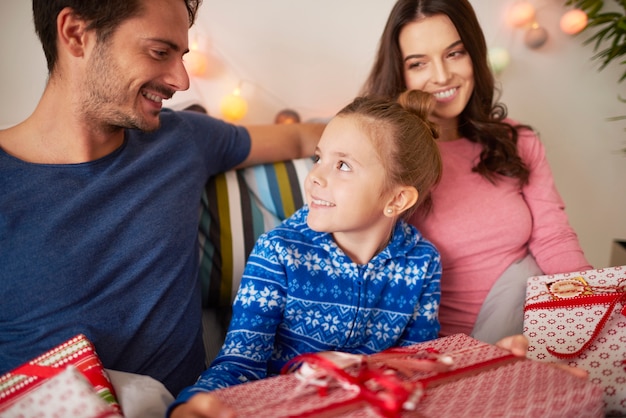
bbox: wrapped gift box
[523,265,626,416]
[0,366,123,418]
[212,333,604,417]
[0,334,121,415]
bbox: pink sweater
[410,127,591,337]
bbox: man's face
[82,0,191,132]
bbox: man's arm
[236,123,325,168]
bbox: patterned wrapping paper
[0,366,123,418]
[0,334,121,415]
[212,333,604,417]
[523,265,626,416]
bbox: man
[0,0,322,401]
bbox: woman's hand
[494,334,528,357]
[494,334,588,379]
[169,393,236,418]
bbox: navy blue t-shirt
[0,109,250,396]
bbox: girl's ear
[384,186,418,217]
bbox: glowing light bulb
[506,2,536,28]
[184,49,208,77]
[560,9,588,35]
[220,87,248,122]
[488,47,511,74]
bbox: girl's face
[305,116,393,241]
[399,14,474,125]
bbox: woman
[362,0,591,343]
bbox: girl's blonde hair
[337,89,442,219]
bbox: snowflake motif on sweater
[181,206,441,395]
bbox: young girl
[168,89,443,416]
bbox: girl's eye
[312,155,321,164]
[338,161,350,172]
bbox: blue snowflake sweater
[173,206,441,407]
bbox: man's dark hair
[32,0,202,73]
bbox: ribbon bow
[281,348,455,418]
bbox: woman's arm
[519,129,592,272]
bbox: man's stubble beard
[81,41,161,133]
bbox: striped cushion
[199,158,314,308]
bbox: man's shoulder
[0,121,39,163]
[158,108,235,131]
[155,108,250,150]
[156,108,205,133]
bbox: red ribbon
[12,363,65,379]
[281,346,519,417]
[13,360,113,394]
[282,352,420,418]
[524,281,626,359]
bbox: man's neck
[0,89,125,164]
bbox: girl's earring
[386,209,393,214]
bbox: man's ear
[384,186,419,217]
[57,7,90,58]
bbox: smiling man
[0,0,322,402]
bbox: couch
[198,156,314,364]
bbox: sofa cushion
[199,158,314,308]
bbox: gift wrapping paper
[524,265,626,416]
[213,333,604,417]
[0,366,123,418]
[0,334,121,414]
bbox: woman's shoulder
[503,118,538,138]
[501,117,539,142]
[503,118,546,164]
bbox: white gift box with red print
[0,366,122,418]
[0,334,122,415]
[523,265,626,416]
[213,333,604,417]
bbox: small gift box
[0,366,123,418]
[0,334,121,415]
[523,265,626,416]
[212,333,604,417]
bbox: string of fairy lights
[488,1,589,74]
[186,1,591,121]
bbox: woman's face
[399,14,474,125]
